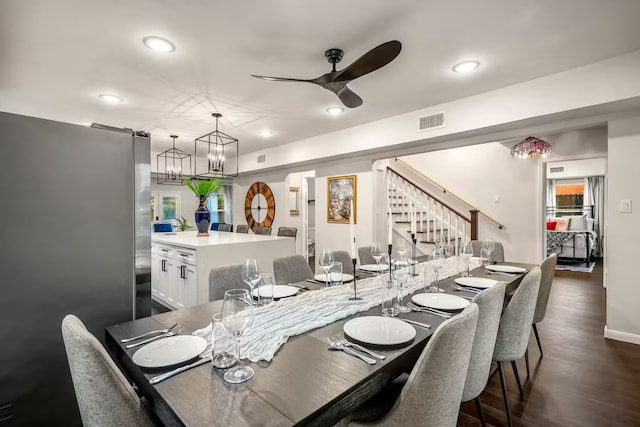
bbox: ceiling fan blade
[333,40,402,82]
[251,74,312,83]
[336,86,363,108]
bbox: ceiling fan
[251,40,402,108]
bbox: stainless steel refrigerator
[0,111,151,426]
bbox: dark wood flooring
[458,261,640,427]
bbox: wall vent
[256,153,267,164]
[549,166,565,174]
[418,112,445,131]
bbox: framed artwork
[327,175,357,224]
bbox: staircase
[386,167,477,256]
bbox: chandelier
[156,134,191,184]
[511,136,552,159]
[195,113,238,178]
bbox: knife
[149,357,212,385]
[399,318,431,329]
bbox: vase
[195,196,210,236]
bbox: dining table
[105,261,534,427]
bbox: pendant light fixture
[195,113,239,178]
[511,136,552,159]
[157,134,191,184]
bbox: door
[152,192,181,224]
[176,263,197,308]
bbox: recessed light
[98,94,124,104]
[326,107,344,115]
[258,129,273,138]
[452,60,480,73]
[143,36,175,53]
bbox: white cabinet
[152,243,197,310]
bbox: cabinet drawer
[152,243,175,257]
[174,246,197,265]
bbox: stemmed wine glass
[393,261,411,312]
[220,289,254,384]
[319,249,334,285]
[371,242,384,273]
[242,259,261,305]
[396,239,409,261]
[482,237,496,264]
[430,247,445,293]
[459,241,474,277]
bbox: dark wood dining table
[105,262,534,426]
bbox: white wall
[546,158,606,179]
[542,126,608,160]
[605,116,640,345]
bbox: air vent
[549,166,565,173]
[418,112,445,131]
[256,154,267,164]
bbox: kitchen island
[151,231,295,309]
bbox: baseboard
[604,326,640,345]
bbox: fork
[121,323,178,343]
[335,337,386,360]
[407,302,452,318]
[327,337,376,365]
[452,283,482,294]
[125,326,184,349]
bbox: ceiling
[2,0,640,156]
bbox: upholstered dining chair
[277,227,297,239]
[332,250,354,272]
[235,224,249,233]
[461,282,507,427]
[345,304,479,427]
[471,240,505,263]
[492,267,542,427]
[273,255,314,286]
[209,264,245,301]
[217,223,233,232]
[532,253,557,357]
[61,315,156,427]
[255,226,272,235]
[358,246,376,265]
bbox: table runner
[194,257,480,362]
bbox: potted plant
[176,217,193,232]
[183,177,221,236]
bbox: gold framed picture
[327,175,356,224]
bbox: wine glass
[393,261,411,312]
[220,289,254,384]
[430,247,445,293]
[319,249,334,285]
[371,242,384,273]
[482,237,496,263]
[242,259,261,305]
[396,239,409,262]
[459,241,474,277]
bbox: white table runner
[194,257,479,362]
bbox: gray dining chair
[277,227,297,239]
[217,223,233,232]
[358,246,376,265]
[471,240,505,262]
[492,267,541,427]
[273,255,314,286]
[61,315,156,427]
[209,264,245,301]
[235,224,249,233]
[532,253,557,357]
[332,250,354,272]
[345,304,479,427]
[461,282,507,427]
[255,226,272,235]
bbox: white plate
[359,264,389,272]
[132,335,207,369]
[486,264,527,274]
[314,273,354,283]
[253,284,299,299]
[412,293,470,310]
[343,316,416,346]
[454,277,498,289]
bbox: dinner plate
[132,335,207,369]
[253,284,299,299]
[314,273,354,283]
[359,264,389,272]
[343,316,416,346]
[412,293,470,310]
[486,264,527,274]
[455,277,498,289]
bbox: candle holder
[348,258,362,301]
[388,243,393,278]
[410,233,419,277]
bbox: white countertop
[152,231,291,249]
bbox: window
[555,180,584,215]
[151,192,181,223]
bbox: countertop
[151,230,291,249]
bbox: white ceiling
[2,0,640,156]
